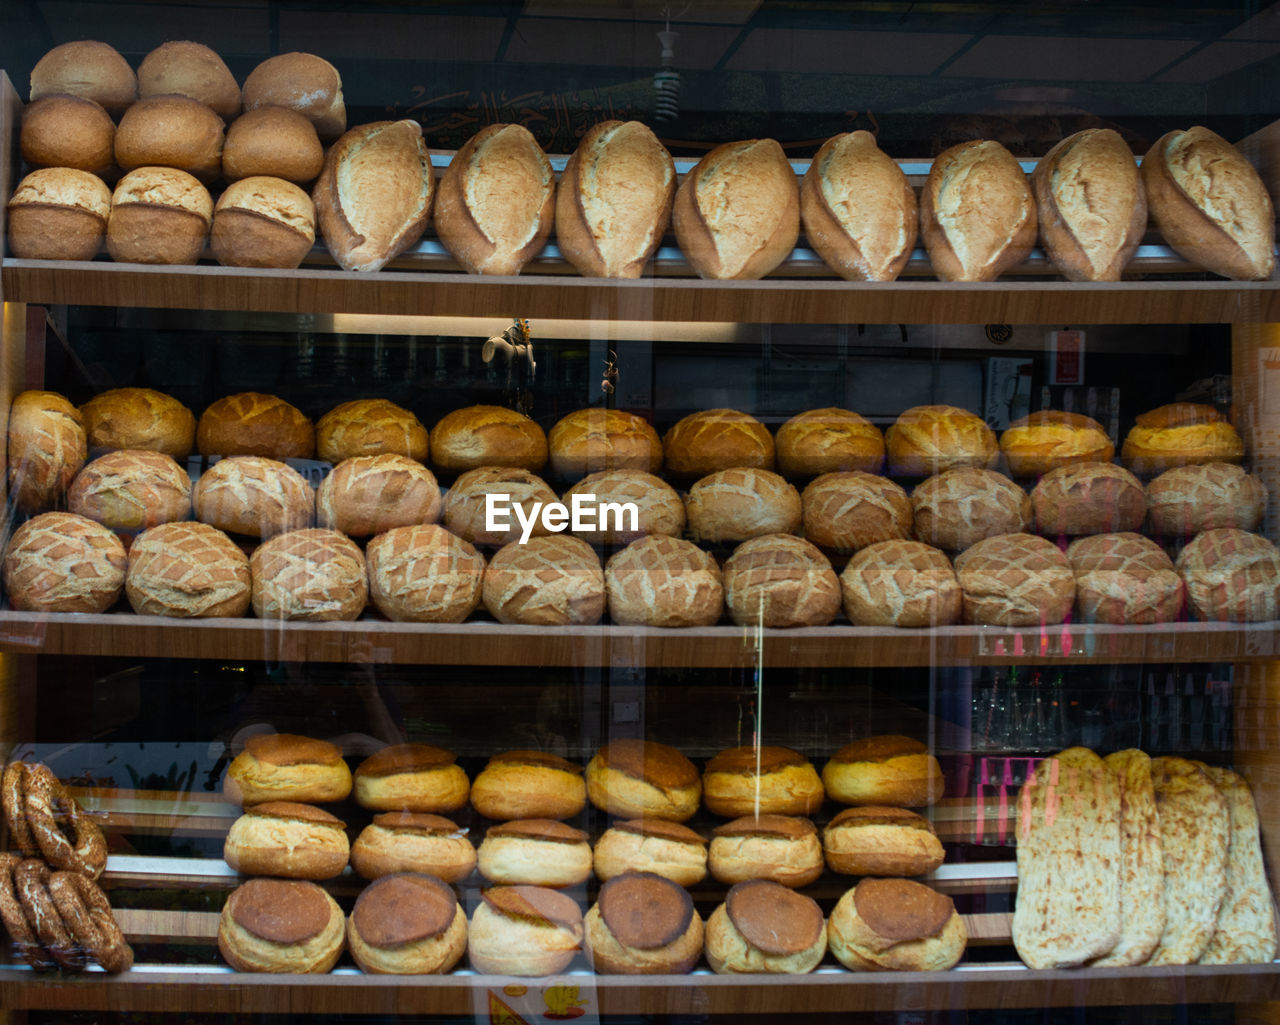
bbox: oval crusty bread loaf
[315,454,441,538]
[685,468,801,544]
[556,120,675,279]
[548,407,662,480]
[7,389,88,513]
[68,448,192,531]
[250,527,367,622]
[801,470,912,553]
[1032,128,1146,282]
[776,407,884,478]
[125,521,251,618]
[192,455,314,539]
[1176,527,1280,622]
[801,130,917,282]
[673,138,799,281]
[911,467,1031,552]
[316,398,429,465]
[366,523,485,624]
[442,466,558,546]
[197,392,314,460]
[663,408,774,478]
[1066,532,1184,625]
[482,534,605,626]
[430,405,548,474]
[605,535,723,628]
[999,410,1115,478]
[3,511,127,614]
[886,404,997,478]
[840,539,961,628]
[1146,462,1267,536]
[80,387,196,459]
[722,533,840,628]
[563,469,684,546]
[1032,462,1146,537]
[953,532,1075,626]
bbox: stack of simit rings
[3,761,107,879]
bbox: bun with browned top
[353,744,469,814]
[586,740,701,822]
[242,52,345,141]
[430,405,547,474]
[218,877,345,974]
[467,885,583,977]
[823,806,945,876]
[662,408,774,478]
[347,873,467,975]
[593,819,708,886]
[709,814,824,888]
[999,410,1115,477]
[776,407,885,478]
[702,745,823,818]
[706,880,826,975]
[470,751,586,821]
[349,812,476,882]
[585,872,704,974]
[823,735,944,808]
[828,877,966,971]
[224,733,351,806]
[223,801,349,879]
[477,819,592,887]
[1122,403,1244,475]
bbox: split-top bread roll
[663,408,774,477]
[30,40,137,116]
[316,398,429,464]
[353,743,469,814]
[887,404,997,478]
[1121,403,1244,475]
[211,176,316,270]
[7,167,113,261]
[107,166,213,266]
[801,130,918,282]
[7,389,87,513]
[3,512,127,614]
[470,751,586,821]
[80,387,196,459]
[776,407,885,478]
[137,40,241,120]
[706,879,827,975]
[828,877,966,971]
[585,872,704,974]
[999,410,1115,478]
[586,739,701,822]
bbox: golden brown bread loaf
[954,531,1075,626]
[477,818,592,888]
[7,390,88,512]
[67,449,192,531]
[316,399,429,464]
[1067,532,1184,625]
[126,521,251,618]
[708,814,824,888]
[911,467,1031,551]
[886,404,998,478]
[593,819,708,887]
[1176,528,1280,622]
[211,176,315,270]
[20,95,115,177]
[482,535,605,625]
[1146,462,1267,536]
[224,732,352,806]
[999,410,1115,478]
[217,877,345,974]
[1031,128,1146,282]
[346,873,468,976]
[585,872,703,975]
[80,387,196,459]
[434,123,554,276]
[801,130,917,282]
[1142,126,1275,281]
[1121,403,1244,475]
[114,94,225,183]
[241,52,345,141]
[673,138,799,280]
[467,885,583,977]
[685,468,802,544]
[1031,462,1146,536]
[353,744,468,814]
[563,470,685,545]
[312,120,433,273]
[829,877,966,971]
[776,407,885,478]
[2,512,127,613]
[442,466,557,546]
[702,745,823,818]
[365,523,485,623]
[470,751,586,821]
[555,120,675,278]
[315,454,441,538]
[137,40,240,120]
[349,812,476,882]
[30,41,137,116]
[8,167,112,261]
[192,455,314,539]
[921,139,1037,282]
[585,739,701,823]
[106,166,212,265]
[223,107,325,185]
[722,534,841,628]
[548,408,662,480]
[250,528,367,622]
[822,805,945,877]
[705,880,826,975]
[429,405,547,474]
[197,393,314,460]
[823,735,944,808]
[223,801,349,880]
[801,471,912,553]
[662,408,774,478]
[840,539,962,628]
[604,536,723,628]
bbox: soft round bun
[80,387,196,459]
[604,536,723,627]
[482,535,605,625]
[366,523,485,623]
[548,408,662,480]
[242,52,346,141]
[316,454,441,537]
[218,877,345,974]
[347,874,467,975]
[585,872,703,974]
[7,389,88,512]
[477,819,592,887]
[223,106,325,184]
[137,41,240,120]
[662,409,774,478]
[250,528,367,621]
[442,466,558,546]
[801,471,912,553]
[223,733,352,806]
[823,736,944,808]
[1146,462,1267,536]
[593,819,708,886]
[197,392,314,460]
[823,806,945,876]
[467,885,583,976]
[125,521,251,618]
[8,167,111,261]
[350,812,476,882]
[107,166,212,265]
[1177,528,1280,622]
[912,467,1031,552]
[953,531,1076,626]
[316,399,428,464]
[887,405,997,478]
[777,407,885,478]
[353,744,469,814]
[212,176,315,269]
[223,801,349,879]
[68,449,192,530]
[470,751,586,821]
[191,455,314,539]
[3,512,126,613]
[702,746,824,818]
[585,739,701,822]
[114,94,225,183]
[563,470,684,545]
[21,95,115,176]
[723,534,841,628]
[430,405,547,474]
[1122,403,1244,474]
[999,410,1114,478]
[30,41,137,116]
[1067,532,1184,625]
[708,815,824,888]
[1031,462,1145,536]
[828,877,966,971]
[706,881,826,975]
[840,539,962,628]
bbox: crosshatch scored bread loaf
[685,468,802,544]
[3,512,127,613]
[604,535,723,628]
[840,539,962,628]
[8,389,88,513]
[1066,532,1184,625]
[1176,528,1280,622]
[443,466,557,546]
[801,470,912,553]
[564,470,685,545]
[192,455,313,539]
[250,528,367,622]
[954,532,1075,626]
[315,454,441,538]
[1146,463,1267,536]
[722,534,840,628]
[1032,462,1146,537]
[125,521,251,618]
[482,535,605,626]
[365,523,485,623]
[911,467,1031,552]
[68,448,192,531]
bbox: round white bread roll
[316,454,441,537]
[828,877,967,971]
[349,812,476,882]
[8,166,113,261]
[776,407,886,478]
[3,512,126,613]
[192,455,314,539]
[1031,462,1145,536]
[366,523,485,623]
[708,815,824,888]
[250,528,367,621]
[886,404,997,478]
[563,469,685,546]
[429,405,548,474]
[1176,528,1280,622]
[723,534,840,628]
[840,539,962,628]
[912,467,1031,551]
[68,448,192,531]
[999,410,1115,477]
[346,873,467,976]
[1067,532,1184,625]
[467,885,583,977]
[7,390,88,513]
[548,408,662,480]
[242,52,346,141]
[30,40,137,116]
[137,40,240,120]
[705,880,827,975]
[80,387,196,459]
[604,535,723,627]
[197,392,314,460]
[584,872,704,974]
[953,532,1075,626]
[211,176,315,270]
[1146,462,1267,536]
[686,468,801,544]
[442,466,558,546]
[593,820,708,887]
[662,408,774,478]
[316,398,429,464]
[482,535,605,625]
[107,166,213,266]
[801,470,912,553]
[125,521,251,618]
[477,819,592,887]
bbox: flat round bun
[470,751,586,821]
[3,511,126,613]
[316,454,441,538]
[21,95,115,177]
[316,399,429,465]
[7,389,88,512]
[125,521,250,618]
[706,880,826,975]
[662,409,774,478]
[30,41,137,116]
[242,52,345,141]
[223,801,349,879]
[585,739,701,822]
[8,167,112,261]
[482,535,605,625]
[801,471,912,553]
[823,806,945,876]
[68,448,192,531]
[250,528,367,621]
[1177,528,1280,622]
[347,873,467,975]
[80,387,195,459]
[467,885,583,977]
[442,466,558,546]
[1122,403,1244,474]
[823,735,944,808]
[708,814,824,888]
[366,523,485,623]
[477,819,592,887]
[1067,532,1184,625]
[137,41,240,120]
[723,534,841,628]
[702,745,824,818]
[353,744,469,814]
[223,732,352,806]
[840,539,962,628]
[223,106,324,185]
[548,408,662,480]
[887,405,997,478]
[954,531,1076,626]
[115,94,225,183]
[593,819,708,886]
[212,175,315,270]
[192,455,314,539]
[685,468,801,544]
[828,877,966,971]
[605,535,723,628]
[1146,462,1267,536]
[1032,462,1145,536]
[585,872,703,974]
[777,407,885,478]
[912,467,1031,551]
[197,392,314,460]
[217,877,345,974]
[430,405,547,474]
[563,470,685,545]
[999,411,1114,478]
[107,166,212,265]
[349,812,476,882]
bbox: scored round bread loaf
[2,511,127,613]
[953,531,1075,626]
[211,176,315,270]
[886,404,998,478]
[430,405,547,473]
[467,884,583,977]
[353,743,469,814]
[107,165,212,265]
[7,166,112,261]
[315,454,441,537]
[349,812,476,882]
[840,539,962,628]
[347,873,467,976]
[585,739,701,822]
[563,469,685,545]
[801,470,912,553]
[477,818,592,887]
[7,389,88,513]
[708,814,824,888]
[912,467,1031,551]
[1067,532,1184,625]
[125,521,250,618]
[604,535,723,628]
[223,106,325,185]
[30,40,137,116]
[706,880,827,975]
[80,387,196,459]
[827,877,967,971]
[999,410,1115,477]
[241,52,345,141]
[1176,528,1280,622]
[593,819,708,887]
[722,534,841,628]
[1031,462,1145,536]
[223,801,349,880]
[137,40,240,120]
[822,806,945,876]
[217,877,345,974]
[1122,403,1244,475]
[316,398,429,464]
[823,735,945,808]
[470,751,586,821]
[365,523,485,623]
[776,407,885,478]
[686,468,802,544]
[547,407,662,480]
[67,448,192,531]
[482,535,605,626]
[114,94,225,183]
[586,872,704,976]
[702,745,824,818]
[1146,462,1267,536]
[20,95,115,177]
[662,409,774,478]
[442,466,558,546]
[197,392,314,460]
[223,732,352,806]
[192,455,314,538]
[250,528,367,621]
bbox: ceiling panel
[35,1,270,56]
[279,11,507,62]
[1156,40,1280,81]
[505,17,739,68]
[941,34,1197,82]
[727,27,970,76]
[1224,2,1280,41]
[521,0,761,23]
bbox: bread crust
[138,40,241,121]
[316,398,428,464]
[1066,532,1184,625]
[2,512,126,613]
[1146,462,1267,536]
[430,405,548,474]
[722,534,840,628]
[708,815,824,888]
[30,41,137,116]
[316,454,441,538]
[841,539,962,628]
[366,523,485,623]
[1121,403,1244,474]
[477,819,592,887]
[353,744,469,814]
[686,468,802,544]
[192,455,314,539]
[107,167,212,265]
[242,52,345,141]
[7,389,87,513]
[823,737,944,807]
[705,898,825,975]
[218,878,345,973]
[224,733,351,805]
[212,177,316,270]
[802,471,912,553]
[702,746,823,818]
[68,448,192,531]
[911,467,1031,552]
[593,820,708,886]
[223,107,324,185]
[467,887,582,976]
[348,886,467,975]
[822,806,944,876]
[197,392,314,460]
[1176,527,1280,622]
[469,751,585,821]
[483,535,605,626]
[21,95,116,177]
[585,740,701,822]
[80,387,195,459]
[548,407,662,480]
[115,94,225,184]
[886,404,997,478]
[999,410,1115,477]
[1032,462,1145,536]
[564,470,684,545]
[829,878,966,971]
